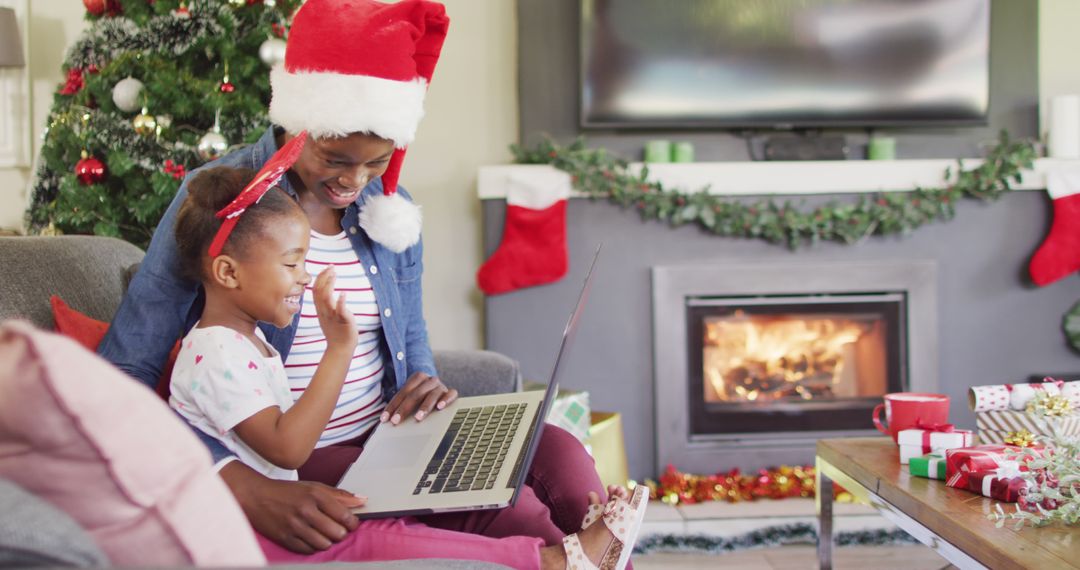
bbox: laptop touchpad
[364,434,435,469]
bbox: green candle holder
[644,140,672,163]
[672,141,695,163]
[867,137,896,160]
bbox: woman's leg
[523,425,608,534]
[259,517,544,570]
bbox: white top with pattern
[170,325,298,481]
[285,230,386,447]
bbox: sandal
[562,484,648,570]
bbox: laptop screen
[508,244,602,498]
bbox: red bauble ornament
[75,156,107,186]
[219,82,235,93]
[83,0,106,15]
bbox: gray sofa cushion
[434,350,522,397]
[0,478,108,567]
[0,236,144,328]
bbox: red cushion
[50,295,179,400]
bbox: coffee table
[816,437,1079,570]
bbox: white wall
[1039,0,1080,134]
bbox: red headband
[207,131,308,257]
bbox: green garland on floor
[511,132,1036,249]
[633,524,918,555]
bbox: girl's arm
[234,267,359,469]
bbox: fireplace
[688,293,906,437]
[653,260,937,473]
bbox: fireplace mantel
[478,158,1074,199]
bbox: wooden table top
[817,437,1080,570]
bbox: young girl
[165,163,648,569]
[169,165,359,480]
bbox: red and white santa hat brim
[269,0,449,252]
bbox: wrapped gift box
[965,470,1029,503]
[583,411,629,489]
[897,427,974,464]
[909,453,947,480]
[945,445,1044,489]
[976,409,1080,443]
[526,381,592,442]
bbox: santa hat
[269,0,449,252]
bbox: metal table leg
[816,461,834,570]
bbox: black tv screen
[580,0,991,129]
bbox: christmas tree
[27,0,300,248]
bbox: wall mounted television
[580,0,991,130]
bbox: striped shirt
[284,230,385,447]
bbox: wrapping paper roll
[1009,381,1061,411]
[969,384,1010,412]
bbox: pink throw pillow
[0,320,265,566]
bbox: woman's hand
[313,266,358,351]
[380,372,458,424]
[220,460,365,553]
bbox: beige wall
[0,0,87,231]
[405,0,518,350]
[1039,0,1080,134]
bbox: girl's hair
[175,166,302,282]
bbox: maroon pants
[299,424,606,546]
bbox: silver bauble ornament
[112,77,143,113]
[197,128,229,162]
[259,37,287,68]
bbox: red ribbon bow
[915,420,955,454]
[207,131,308,257]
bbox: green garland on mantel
[511,131,1037,249]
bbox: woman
[98,0,625,561]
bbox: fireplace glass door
[687,293,906,437]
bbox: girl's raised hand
[313,266,358,350]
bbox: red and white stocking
[1030,169,1080,286]
[477,171,570,295]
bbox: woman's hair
[175,166,302,282]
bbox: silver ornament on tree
[112,76,144,113]
[259,37,287,67]
[197,112,229,162]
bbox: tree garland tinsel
[512,132,1037,249]
[28,0,301,247]
[632,524,918,555]
[644,464,853,505]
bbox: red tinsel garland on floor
[644,464,852,505]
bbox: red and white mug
[872,392,950,443]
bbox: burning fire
[704,311,874,403]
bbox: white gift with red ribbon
[897,423,974,464]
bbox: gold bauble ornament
[133,107,157,136]
[228,0,246,7]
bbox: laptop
[338,245,602,519]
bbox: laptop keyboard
[414,403,527,495]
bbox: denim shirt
[97,126,437,462]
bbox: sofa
[0,235,519,568]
